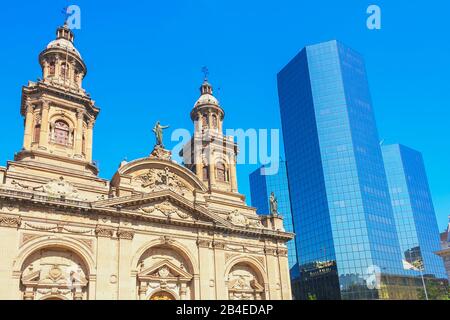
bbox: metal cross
[201,66,209,81]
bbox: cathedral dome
[194,92,219,108]
[193,80,220,108]
[46,38,82,59]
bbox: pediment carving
[133,167,190,196]
[138,259,193,282]
[139,200,192,220]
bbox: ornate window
[54,120,70,146]
[49,62,56,76]
[202,166,209,181]
[216,162,228,182]
[202,114,208,129]
[212,115,218,129]
[33,124,41,143]
[82,133,86,155]
[60,63,68,78]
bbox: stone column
[213,242,227,299]
[55,57,61,79]
[117,230,134,300]
[74,110,84,157]
[230,154,238,192]
[42,61,49,79]
[39,100,50,150]
[23,102,34,150]
[195,154,203,181]
[218,116,223,133]
[196,112,202,133]
[209,153,216,189]
[180,283,187,300]
[277,249,292,300]
[198,240,213,299]
[85,120,94,163]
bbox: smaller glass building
[382,144,447,280]
[249,160,298,270]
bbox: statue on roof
[152,121,169,147]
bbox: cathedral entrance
[150,291,176,300]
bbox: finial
[201,66,209,81]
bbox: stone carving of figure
[152,121,169,147]
[269,192,278,215]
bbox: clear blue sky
[0,1,449,230]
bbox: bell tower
[18,22,99,175]
[182,74,239,193]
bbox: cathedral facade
[0,24,293,300]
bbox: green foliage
[307,293,318,300]
[417,281,450,300]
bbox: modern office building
[277,40,416,300]
[382,144,447,280]
[249,160,298,270]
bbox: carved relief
[117,229,134,240]
[149,146,172,160]
[227,263,264,300]
[28,177,80,200]
[134,167,189,196]
[21,233,42,247]
[95,226,115,238]
[248,219,263,229]
[21,248,89,300]
[227,210,248,226]
[197,239,211,248]
[0,215,21,228]
[140,200,191,220]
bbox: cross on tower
[201,66,209,81]
[61,6,70,24]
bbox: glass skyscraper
[249,160,298,270]
[277,40,415,300]
[382,144,447,279]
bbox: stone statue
[152,121,169,147]
[269,192,278,215]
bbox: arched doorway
[150,291,176,300]
[136,244,194,300]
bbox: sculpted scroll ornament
[140,201,191,220]
[134,167,189,196]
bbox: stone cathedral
[0,23,293,300]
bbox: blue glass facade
[249,160,298,270]
[277,41,411,300]
[382,144,447,279]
